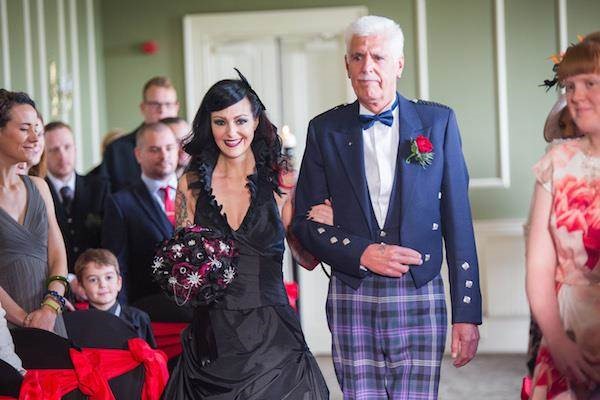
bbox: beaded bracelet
[44,290,66,309]
[46,275,70,296]
[41,297,62,314]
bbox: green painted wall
[97,0,599,220]
[100,0,416,130]
[0,0,107,172]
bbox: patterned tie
[60,186,74,215]
[358,96,399,130]
[160,186,176,226]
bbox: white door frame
[182,6,367,123]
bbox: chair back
[64,310,144,400]
[10,328,85,399]
[0,359,23,397]
[132,293,193,322]
[11,327,73,369]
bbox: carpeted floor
[316,353,527,399]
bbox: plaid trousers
[326,273,447,400]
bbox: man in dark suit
[102,122,178,304]
[160,117,190,178]
[102,76,179,192]
[44,121,109,273]
[293,15,482,399]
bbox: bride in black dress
[163,73,329,399]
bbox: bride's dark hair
[184,72,286,181]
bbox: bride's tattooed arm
[175,189,191,227]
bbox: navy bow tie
[359,97,399,130]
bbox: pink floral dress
[530,138,600,399]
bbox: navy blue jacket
[102,127,141,192]
[292,95,482,324]
[101,180,173,304]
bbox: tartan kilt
[326,272,447,400]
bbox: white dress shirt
[47,172,76,203]
[360,100,400,229]
[141,173,178,212]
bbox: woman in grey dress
[0,89,68,336]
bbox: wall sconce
[49,61,73,120]
[280,125,297,159]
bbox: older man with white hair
[293,15,481,399]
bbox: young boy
[74,248,156,347]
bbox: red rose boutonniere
[406,135,434,168]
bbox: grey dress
[0,175,66,337]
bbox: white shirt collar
[47,172,76,193]
[358,95,398,116]
[141,173,177,194]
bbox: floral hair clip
[406,135,434,168]
[541,35,586,91]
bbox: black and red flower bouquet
[152,225,238,307]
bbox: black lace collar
[187,142,277,234]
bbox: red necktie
[160,186,176,226]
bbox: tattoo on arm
[175,189,191,227]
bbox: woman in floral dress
[527,32,600,399]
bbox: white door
[209,37,282,128]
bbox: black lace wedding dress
[162,155,329,399]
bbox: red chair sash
[70,349,114,399]
[128,338,170,399]
[14,338,168,400]
[151,322,188,359]
[18,369,81,400]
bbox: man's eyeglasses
[144,101,178,109]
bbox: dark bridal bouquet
[152,225,238,306]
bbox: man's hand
[360,244,422,277]
[451,323,479,367]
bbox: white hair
[344,15,404,59]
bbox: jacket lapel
[396,95,430,227]
[73,174,88,218]
[45,177,67,222]
[132,182,172,238]
[332,101,374,233]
